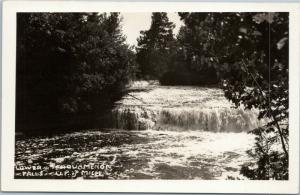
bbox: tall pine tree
[136,12,175,79]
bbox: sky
[120,13,184,46]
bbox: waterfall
[156,107,262,132]
[112,82,264,132]
[112,107,158,130]
[112,106,263,132]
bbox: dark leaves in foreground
[16,13,137,132]
[178,12,289,180]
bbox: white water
[112,81,264,132]
[14,81,265,179]
[108,81,263,179]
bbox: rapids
[112,81,264,132]
[109,81,263,179]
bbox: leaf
[277,37,288,50]
[57,47,66,53]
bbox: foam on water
[112,82,264,132]
[15,129,256,179]
[96,129,256,179]
[109,82,262,179]
[15,81,261,179]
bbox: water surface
[15,81,262,179]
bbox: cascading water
[156,107,262,132]
[15,81,263,179]
[103,81,263,179]
[112,82,264,132]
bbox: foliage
[136,13,176,79]
[164,13,219,85]
[240,127,288,180]
[159,70,218,86]
[178,12,289,179]
[16,13,136,132]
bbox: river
[15,81,263,179]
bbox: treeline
[136,12,219,85]
[16,13,136,133]
[136,13,288,88]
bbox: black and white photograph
[1,1,300,193]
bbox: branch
[241,60,289,158]
[127,93,147,104]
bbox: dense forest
[16,12,289,180]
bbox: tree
[222,13,289,180]
[16,13,136,133]
[178,12,289,179]
[136,12,176,79]
[164,13,219,85]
